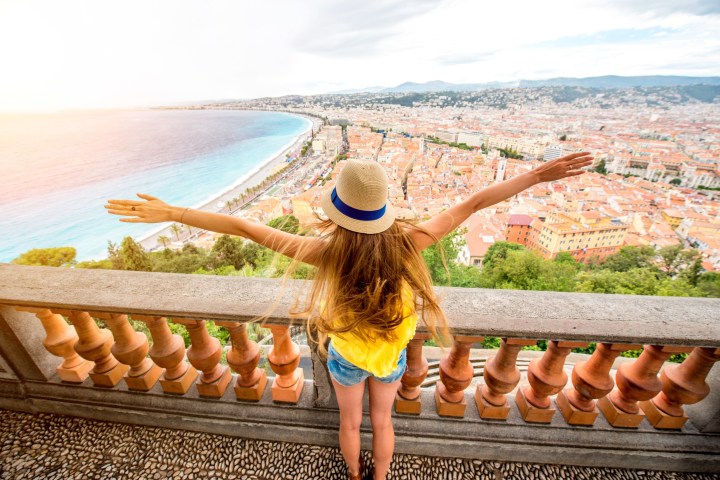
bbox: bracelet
[179,207,190,224]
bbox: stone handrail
[1,264,719,346]
[1,263,720,473]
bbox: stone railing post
[557,342,640,426]
[395,333,429,415]
[267,325,304,403]
[435,335,483,417]
[15,307,93,383]
[173,318,232,398]
[476,338,536,420]
[599,344,692,428]
[93,312,162,391]
[133,315,197,395]
[516,340,587,423]
[56,310,129,387]
[216,321,267,401]
[639,347,720,430]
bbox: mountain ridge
[331,75,720,94]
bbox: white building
[457,132,485,147]
[543,145,566,162]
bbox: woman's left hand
[530,152,594,183]
[104,193,176,223]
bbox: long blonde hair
[291,218,449,356]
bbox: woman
[106,152,593,479]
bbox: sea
[0,109,312,263]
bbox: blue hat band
[331,187,386,221]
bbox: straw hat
[320,159,396,234]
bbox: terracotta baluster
[638,347,720,430]
[15,307,94,383]
[173,318,232,398]
[133,315,198,394]
[267,325,304,403]
[216,321,267,401]
[599,344,692,428]
[476,338,536,420]
[395,333,430,415]
[516,340,587,423]
[557,342,641,426]
[92,312,163,391]
[57,309,129,387]
[435,336,483,417]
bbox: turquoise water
[0,109,311,262]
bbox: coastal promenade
[137,113,321,252]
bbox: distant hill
[328,86,386,94]
[334,76,720,94]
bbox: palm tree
[170,224,182,241]
[158,235,170,249]
[226,200,233,212]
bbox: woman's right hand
[105,193,176,223]
[529,152,594,183]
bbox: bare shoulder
[401,222,437,252]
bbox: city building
[520,212,628,263]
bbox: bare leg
[368,377,402,480]
[331,377,365,476]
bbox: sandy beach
[137,112,321,251]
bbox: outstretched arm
[105,194,325,266]
[409,152,594,251]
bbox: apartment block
[509,212,628,263]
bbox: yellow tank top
[328,284,418,378]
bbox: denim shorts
[327,341,407,387]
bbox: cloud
[533,28,678,49]
[293,0,443,57]
[436,50,499,66]
[601,0,720,16]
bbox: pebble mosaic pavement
[1,410,718,480]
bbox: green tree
[600,246,657,273]
[421,229,483,287]
[112,237,153,271]
[656,245,700,277]
[670,178,682,186]
[559,134,567,141]
[170,224,183,241]
[75,259,113,269]
[681,257,703,286]
[481,241,525,271]
[12,247,77,267]
[554,251,581,268]
[250,247,315,280]
[267,215,300,234]
[193,265,238,276]
[211,235,246,270]
[576,267,659,295]
[697,272,720,297]
[157,235,171,249]
[151,243,212,274]
[656,277,703,297]
[479,249,577,292]
[239,241,266,269]
[593,159,607,175]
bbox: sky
[1,0,719,111]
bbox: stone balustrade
[1,264,720,473]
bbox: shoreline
[136,112,321,252]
